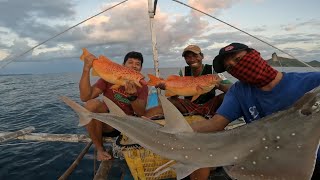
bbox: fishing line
[0,0,129,70]
[172,0,318,71]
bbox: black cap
[212,43,249,73]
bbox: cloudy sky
[0,0,319,74]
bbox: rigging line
[0,0,129,70]
[172,0,318,71]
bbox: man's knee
[84,99,106,112]
[145,106,163,118]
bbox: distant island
[267,54,320,67]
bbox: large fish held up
[80,48,146,90]
[147,74,221,102]
[61,86,320,180]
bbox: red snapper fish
[148,74,220,102]
[80,48,146,89]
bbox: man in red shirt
[79,51,148,161]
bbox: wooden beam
[93,160,113,180]
[93,148,113,180]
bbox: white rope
[172,0,318,71]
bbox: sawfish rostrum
[61,86,320,180]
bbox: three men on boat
[78,42,320,180]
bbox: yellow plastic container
[121,115,206,180]
[122,148,176,180]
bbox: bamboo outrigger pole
[0,126,35,143]
[0,131,114,143]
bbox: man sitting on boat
[191,42,320,179]
[145,45,232,180]
[146,44,231,119]
[79,51,148,161]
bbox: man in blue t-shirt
[191,42,320,179]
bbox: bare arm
[130,99,147,117]
[79,53,102,102]
[191,114,230,133]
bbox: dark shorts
[102,130,121,137]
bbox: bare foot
[97,150,112,161]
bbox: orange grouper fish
[148,74,221,102]
[80,48,146,90]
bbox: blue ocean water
[0,73,93,180]
[0,67,316,180]
[0,68,184,180]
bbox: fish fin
[191,94,200,102]
[147,74,161,86]
[80,48,90,61]
[110,84,121,90]
[99,55,112,62]
[91,69,99,77]
[191,85,214,102]
[167,75,180,81]
[201,84,216,92]
[102,96,126,116]
[165,90,176,97]
[134,80,142,88]
[170,163,199,180]
[196,84,214,94]
[60,96,92,126]
[116,76,123,80]
[158,94,194,133]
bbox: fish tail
[80,48,90,61]
[60,96,92,126]
[147,74,161,86]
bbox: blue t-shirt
[217,72,320,159]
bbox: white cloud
[0,0,319,72]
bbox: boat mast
[148,0,160,78]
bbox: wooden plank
[0,126,35,143]
[93,159,113,180]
